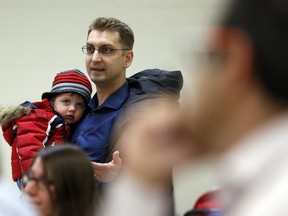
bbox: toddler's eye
[76,103,85,109]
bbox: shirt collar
[88,82,129,110]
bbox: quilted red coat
[1,99,70,181]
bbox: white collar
[219,112,288,187]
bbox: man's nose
[91,49,101,62]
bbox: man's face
[85,30,133,89]
[185,33,235,155]
[184,27,256,155]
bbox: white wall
[0,0,226,215]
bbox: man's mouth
[91,67,105,72]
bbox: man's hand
[91,151,122,182]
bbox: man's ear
[211,27,255,85]
[123,50,134,68]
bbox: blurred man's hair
[221,0,288,102]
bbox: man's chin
[90,75,105,84]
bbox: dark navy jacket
[104,68,183,162]
[71,68,183,163]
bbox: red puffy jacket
[1,99,70,181]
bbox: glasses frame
[22,173,54,189]
[81,45,130,56]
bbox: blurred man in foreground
[185,0,288,214]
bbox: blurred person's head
[221,0,288,101]
[114,96,190,184]
[24,144,97,216]
[186,0,288,155]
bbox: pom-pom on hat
[42,69,92,104]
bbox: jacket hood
[0,105,31,126]
[127,68,183,99]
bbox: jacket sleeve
[13,110,61,174]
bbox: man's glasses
[22,173,54,189]
[82,45,130,56]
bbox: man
[71,17,134,181]
[185,0,288,215]
[71,17,183,183]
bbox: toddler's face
[50,93,86,124]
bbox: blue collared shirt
[71,82,129,162]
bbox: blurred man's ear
[210,27,255,86]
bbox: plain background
[0,0,226,215]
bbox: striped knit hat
[42,69,92,103]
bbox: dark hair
[33,144,97,216]
[88,17,134,50]
[221,0,288,102]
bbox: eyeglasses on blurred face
[22,172,54,189]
